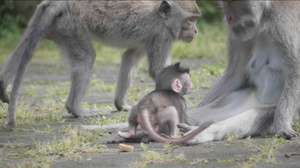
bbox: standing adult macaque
[0,0,201,130]
[118,63,211,144]
[178,1,300,145]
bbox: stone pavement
[0,60,299,168]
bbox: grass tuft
[131,143,186,168]
[21,126,106,167]
[241,135,289,167]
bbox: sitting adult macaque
[178,1,300,145]
[117,63,211,144]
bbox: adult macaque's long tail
[7,2,63,130]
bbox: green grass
[128,86,154,104]
[44,82,70,98]
[27,126,105,158]
[218,159,235,163]
[292,120,300,134]
[0,101,64,129]
[90,79,116,92]
[190,61,226,90]
[88,112,129,126]
[226,134,242,143]
[131,143,186,168]
[241,136,290,168]
[13,125,107,168]
[32,125,55,134]
[2,125,106,167]
[173,21,227,59]
[0,86,66,129]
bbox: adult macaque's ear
[171,79,182,93]
[158,0,171,19]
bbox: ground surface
[0,59,299,168]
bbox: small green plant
[128,86,153,104]
[218,159,235,163]
[32,125,55,134]
[45,83,70,98]
[131,143,186,168]
[82,103,114,112]
[241,135,289,167]
[226,134,242,142]
[202,63,226,76]
[90,79,116,92]
[59,124,74,134]
[190,62,226,90]
[0,98,64,129]
[292,120,300,134]
[15,129,32,133]
[24,84,40,98]
[36,99,65,123]
[163,143,180,154]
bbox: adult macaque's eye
[189,17,196,22]
[190,16,199,23]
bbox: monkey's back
[137,90,187,122]
[65,1,165,47]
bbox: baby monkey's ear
[171,79,182,93]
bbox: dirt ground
[0,59,299,168]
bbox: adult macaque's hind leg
[0,81,9,103]
[114,48,145,111]
[180,107,275,145]
[56,33,99,117]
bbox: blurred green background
[0,1,223,33]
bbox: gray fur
[180,1,300,144]
[117,63,210,144]
[0,0,200,130]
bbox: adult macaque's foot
[0,81,9,103]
